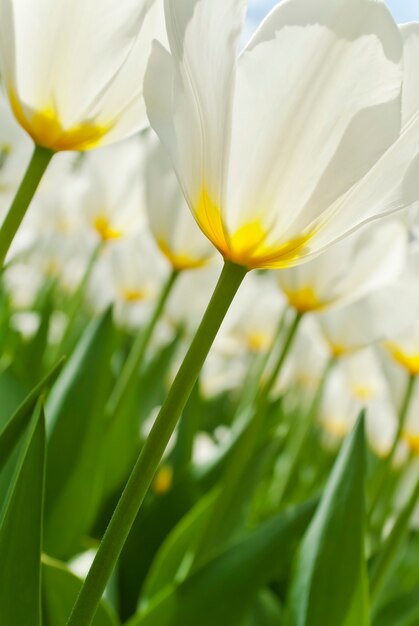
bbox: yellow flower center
[157,239,210,271]
[328,343,347,359]
[404,432,419,455]
[284,286,322,313]
[247,331,270,352]
[351,385,375,400]
[195,188,314,269]
[386,343,419,376]
[120,288,147,303]
[9,88,112,152]
[152,465,173,495]
[322,418,349,439]
[93,216,122,242]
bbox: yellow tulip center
[284,286,322,313]
[120,288,147,303]
[386,343,419,376]
[195,188,314,270]
[404,432,419,455]
[322,418,349,439]
[9,88,112,152]
[152,465,173,495]
[247,331,271,352]
[351,385,375,401]
[93,216,122,242]
[157,239,210,271]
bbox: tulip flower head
[79,139,147,243]
[319,348,397,457]
[144,132,215,271]
[0,0,164,152]
[145,0,419,271]
[386,320,419,376]
[277,219,407,313]
[318,246,419,357]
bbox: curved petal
[0,0,160,148]
[144,0,246,248]
[226,0,403,246]
[401,22,419,126]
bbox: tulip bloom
[319,349,397,457]
[386,321,419,376]
[318,247,419,357]
[0,0,165,265]
[277,220,407,313]
[145,0,419,270]
[144,133,215,271]
[0,0,164,152]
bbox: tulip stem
[106,268,179,420]
[275,356,336,507]
[368,373,417,524]
[51,241,104,362]
[66,260,247,626]
[192,309,303,566]
[257,309,304,407]
[233,306,288,423]
[0,144,53,267]
[370,472,419,608]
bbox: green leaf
[141,489,218,605]
[0,360,63,522]
[102,332,181,500]
[0,404,45,626]
[117,475,198,621]
[287,414,368,626]
[128,499,315,626]
[342,562,370,626]
[19,278,56,385]
[44,308,115,558]
[244,590,283,626]
[0,359,64,474]
[42,557,119,626]
[369,479,419,607]
[372,589,419,626]
[0,366,27,428]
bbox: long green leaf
[372,589,419,626]
[287,414,368,626]
[42,557,119,626]
[128,499,316,626]
[0,404,45,626]
[244,590,283,626]
[0,366,27,428]
[141,489,218,606]
[0,358,64,474]
[44,308,115,558]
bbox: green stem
[387,374,416,467]
[51,241,104,362]
[275,356,335,507]
[66,260,247,626]
[368,374,416,523]
[233,307,288,421]
[256,310,303,411]
[106,269,179,419]
[0,145,53,266]
[192,308,303,566]
[370,472,419,608]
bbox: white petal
[401,22,419,126]
[144,131,214,269]
[226,0,403,241]
[277,218,408,311]
[0,0,162,143]
[307,112,419,254]
[145,0,246,211]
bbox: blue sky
[247,0,419,34]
